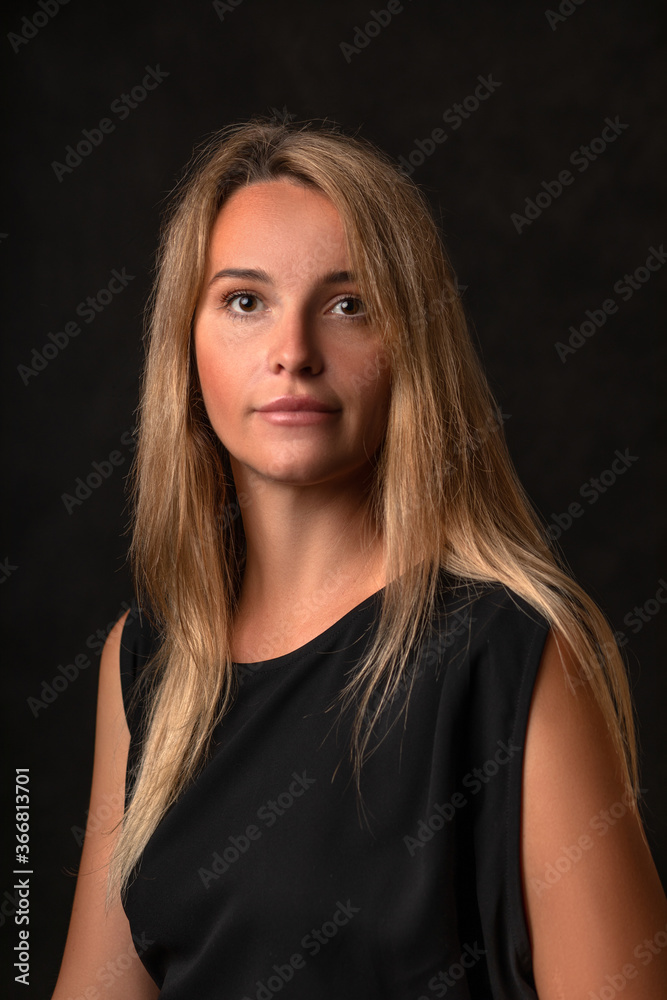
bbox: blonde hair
[107,116,642,904]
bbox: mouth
[256,409,340,425]
[257,395,340,413]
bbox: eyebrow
[207,267,357,288]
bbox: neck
[231,462,386,623]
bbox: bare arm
[522,628,667,998]
[51,610,159,1000]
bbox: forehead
[206,180,349,274]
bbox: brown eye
[222,291,265,317]
[232,294,258,312]
[331,296,365,318]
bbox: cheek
[195,338,216,401]
[195,367,248,461]
[194,330,238,423]
[354,346,392,412]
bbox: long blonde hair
[107,116,642,904]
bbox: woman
[52,118,667,998]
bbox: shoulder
[117,598,163,682]
[432,570,550,630]
[96,608,132,722]
[521,628,667,995]
[429,572,551,684]
[426,576,553,793]
[112,598,163,739]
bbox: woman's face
[193,179,391,493]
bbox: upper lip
[257,395,339,412]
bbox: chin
[260,465,337,485]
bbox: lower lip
[257,410,340,425]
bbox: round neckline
[232,584,386,670]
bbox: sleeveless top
[118,572,551,999]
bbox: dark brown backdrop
[3,1,665,995]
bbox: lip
[257,410,339,425]
[257,395,339,412]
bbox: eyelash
[218,289,366,321]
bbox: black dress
[118,571,550,998]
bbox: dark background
[3,0,665,995]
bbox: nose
[267,303,324,376]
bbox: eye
[220,290,265,316]
[330,295,366,319]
